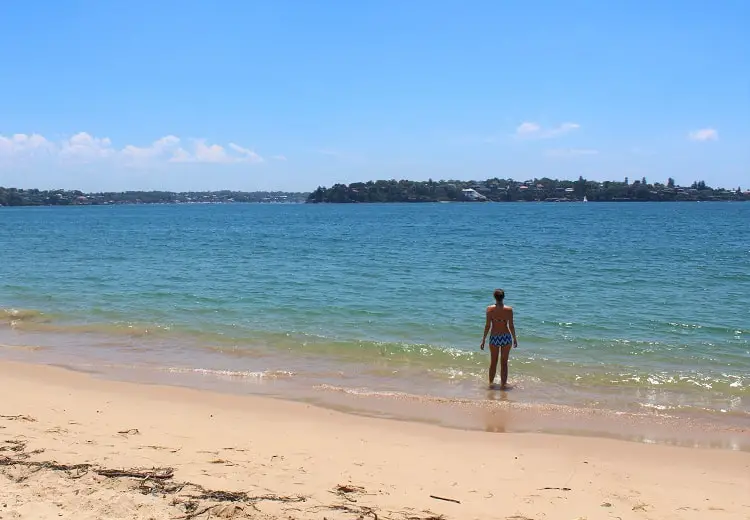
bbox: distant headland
[307,177,749,203]
[0,189,309,206]
[2,177,748,207]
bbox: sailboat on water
[583,195,588,203]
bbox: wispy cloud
[516,121,580,139]
[688,128,718,142]
[271,154,288,161]
[516,122,541,136]
[227,143,263,163]
[545,148,599,157]
[0,132,268,165]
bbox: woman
[480,289,518,389]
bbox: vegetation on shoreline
[2,177,748,207]
[0,188,309,206]
[308,177,749,203]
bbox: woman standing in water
[480,289,518,389]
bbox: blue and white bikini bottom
[489,333,513,347]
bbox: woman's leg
[489,345,499,385]
[500,345,512,388]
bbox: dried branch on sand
[0,414,37,422]
[96,467,174,479]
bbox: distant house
[461,188,487,201]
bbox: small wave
[315,384,415,399]
[4,318,177,338]
[665,322,749,335]
[162,367,295,379]
[639,403,674,411]
[428,367,473,380]
[542,320,577,328]
[0,343,46,352]
[1,308,45,320]
[580,370,748,394]
[668,322,703,329]
[1,308,48,328]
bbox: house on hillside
[461,188,487,201]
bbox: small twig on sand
[323,504,378,519]
[0,414,36,422]
[539,487,572,491]
[190,490,247,502]
[208,459,233,465]
[429,495,461,504]
[117,428,140,435]
[332,483,366,502]
[335,484,366,494]
[96,468,174,479]
[139,445,182,453]
[185,485,306,505]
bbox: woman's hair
[493,289,505,302]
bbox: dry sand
[1,360,748,520]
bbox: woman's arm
[480,308,491,349]
[508,308,518,348]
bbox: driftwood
[0,414,36,422]
[96,467,174,479]
[429,495,461,504]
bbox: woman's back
[487,304,513,334]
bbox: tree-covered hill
[307,177,748,203]
[0,188,308,206]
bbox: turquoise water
[1,202,748,431]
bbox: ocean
[1,202,748,448]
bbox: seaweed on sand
[1,439,452,519]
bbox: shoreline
[1,328,749,453]
[2,359,750,519]
[3,199,749,208]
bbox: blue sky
[1,0,748,192]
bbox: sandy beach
[1,360,748,520]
